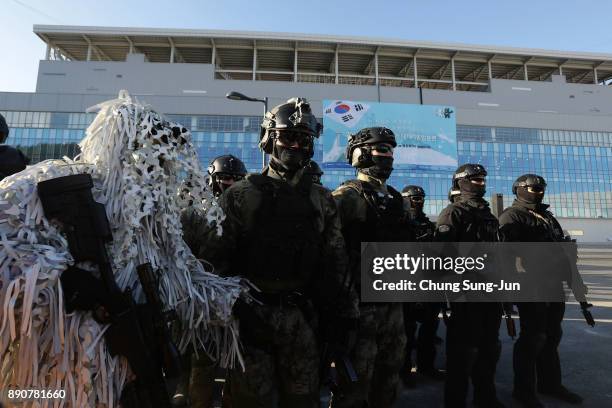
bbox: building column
[451,57,456,90]
[414,57,418,88]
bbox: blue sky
[2,0,611,92]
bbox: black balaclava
[516,186,545,205]
[458,177,486,199]
[361,155,394,180]
[270,143,309,177]
[410,196,425,213]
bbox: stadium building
[1,25,611,241]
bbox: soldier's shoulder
[332,179,362,198]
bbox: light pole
[226,91,269,169]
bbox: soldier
[435,164,504,408]
[499,174,583,408]
[181,97,358,408]
[303,160,324,185]
[331,127,411,408]
[400,185,444,386]
[174,154,249,408]
[0,113,29,181]
[207,154,248,197]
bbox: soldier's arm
[498,210,523,242]
[322,188,360,319]
[434,205,462,241]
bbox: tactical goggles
[216,173,243,182]
[469,176,486,185]
[527,185,546,193]
[369,143,394,154]
[410,196,425,203]
[276,130,314,148]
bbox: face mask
[410,197,425,212]
[458,177,486,198]
[362,156,394,180]
[273,145,308,171]
[517,186,545,204]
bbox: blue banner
[322,100,458,170]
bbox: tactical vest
[342,179,414,252]
[452,200,499,242]
[407,211,435,242]
[511,204,566,242]
[232,174,322,293]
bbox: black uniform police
[400,185,444,385]
[435,164,504,408]
[499,174,583,408]
[331,127,412,408]
[207,154,248,197]
[0,113,29,181]
[303,160,324,185]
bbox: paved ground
[394,244,612,407]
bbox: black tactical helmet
[260,97,322,156]
[346,127,397,168]
[512,174,547,194]
[452,163,487,188]
[207,154,248,177]
[401,185,426,198]
[0,113,8,144]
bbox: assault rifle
[38,174,181,407]
[561,236,595,327]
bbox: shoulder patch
[437,224,451,233]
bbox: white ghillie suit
[0,91,247,407]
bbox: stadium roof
[34,25,612,91]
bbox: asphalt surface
[394,245,612,408]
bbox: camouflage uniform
[181,165,358,408]
[331,173,409,408]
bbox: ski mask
[410,195,425,213]
[458,176,486,198]
[271,144,309,172]
[361,156,394,180]
[516,185,545,204]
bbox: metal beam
[168,38,184,63]
[253,40,257,81]
[294,42,298,82]
[414,56,418,88]
[374,48,379,85]
[451,57,457,90]
[83,35,111,61]
[335,45,339,84]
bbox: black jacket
[435,195,499,242]
[499,200,565,242]
[0,145,29,181]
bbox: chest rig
[514,205,565,242]
[453,200,500,242]
[233,174,322,293]
[343,179,413,251]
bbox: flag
[324,100,370,128]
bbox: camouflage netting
[0,91,247,407]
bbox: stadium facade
[1,25,611,241]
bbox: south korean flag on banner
[324,100,370,128]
